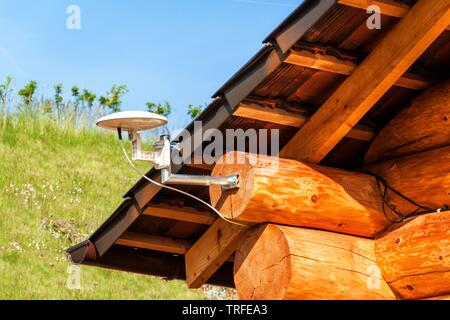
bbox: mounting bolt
[223,174,240,191]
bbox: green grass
[0,115,202,300]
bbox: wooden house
[68,0,450,300]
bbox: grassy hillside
[0,115,202,300]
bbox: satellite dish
[96,111,168,132]
[96,110,239,206]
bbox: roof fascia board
[68,198,141,261]
[265,0,337,53]
[93,201,141,256]
[212,0,336,109]
[216,45,284,109]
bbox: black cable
[361,171,449,224]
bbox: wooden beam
[234,224,396,300]
[339,0,411,18]
[338,0,450,30]
[285,49,357,75]
[185,219,248,288]
[234,102,376,141]
[285,49,432,90]
[281,0,450,163]
[116,231,192,255]
[234,102,308,127]
[144,204,216,225]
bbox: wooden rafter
[234,102,375,141]
[339,0,411,18]
[281,0,450,163]
[185,219,248,288]
[116,231,192,255]
[285,49,432,90]
[338,0,450,30]
[144,204,216,225]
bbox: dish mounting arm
[126,131,239,191]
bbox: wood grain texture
[286,49,432,90]
[425,295,450,300]
[210,151,390,237]
[365,146,450,217]
[234,224,396,300]
[116,232,192,255]
[338,0,450,30]
[281,0,450,163]
[375,211,450,300]
[365,80,450,164]
[185,219,248,288]
[144,204,216,225]
[234,101,376,141]
[339,0,411,18]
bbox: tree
[71,86,80,98]
[18,80,37,111]
[0,76,13,123]
[99,85,128,113]
[82,89,97,126]
[187,104,204,119]
[54,83,64,120]
[146,101,172,117]
[71,86,81,115]
[81,89,96,110]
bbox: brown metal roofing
[67,0,450,287]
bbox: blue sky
[0,0,300,128]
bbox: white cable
[119,140,247,227]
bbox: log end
[209,152,255,221]
[235,224,397,300]
[234,224,292,300]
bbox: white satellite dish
[96,110,239,191]
[96,111,168,132]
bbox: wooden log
[234,224,396,300]
[425,295,450,300]
[365,146,450,217]
[210,151,389,237]
[375,211,450,300]
[365,80,450,164]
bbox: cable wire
[119,140,247,227]
[363,170,449,223]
